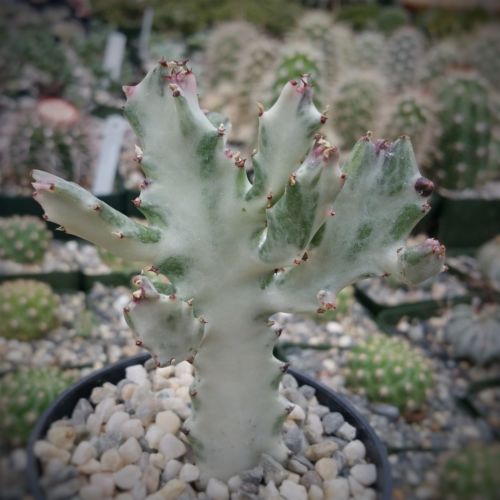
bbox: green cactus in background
[316,285,354,322]
[418,40,461,86]
[270,45,323,105]
[439,443,500,500]
[0,367,74,446]
[355,31,386,70]
[429,73,499,190]
[32,60,445,480]
[0,216,52,264]
[0,98,94,195]
[466,25,500,88]
[346,334,434,412]
[477,236,500,292]
[0,280,59,341]
[330,74,382,149]
[444,303,500,365]
[382,93,436,167]
[383,27,425,93]
[374,6,409,35]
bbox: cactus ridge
[32,59,444,480]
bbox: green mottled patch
[309,222,326,248]
[159,257,189,280]
[196,132,219,178]
[390,204,422,241]
[350,221,373,254]
[379,139,415,196]
[124,106,144,140]
[246,157,267,200]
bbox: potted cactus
[29,60,445,488]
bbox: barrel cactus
[466,25,500,88]
[444,303,500,365]
[0,367,74,446]
[32,59,445,480]
[438,443,500,500]
[383,27,425,93]
[0,280,59,340]
[382,93,436,167]
[330,73,383,149]
[1,98,94,195]
[429,73,499,190]
[355,31,386,70]
[0,216,52,264]
[346,334,434,412]
[418,40,460,86]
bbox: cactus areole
[31,60,445,480]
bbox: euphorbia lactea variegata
[32,60,445,480]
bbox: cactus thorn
[169,293,176,301]
[199,317,208,324]
[290,80,298,86]
[168,84,181,97]
[32,191,38,198]
[159,58,168,67]
[420,202,431,213]
[123,306,130,313]
[316,307,326,314]
[320,114,328,124]
[135,339,143,346]
[217,123,225,136]
[146,265,159,274]
[251,149,257,157]
[267,320,275,327]
[285,405,294,415]
[133,197,141,208]
[42,214,48,221]
[132,289,144,301]
[275,328,283,337]
[186,298,194,306]
[280,363,290,373]
[190,388,198,397]
[289,174,297,186]
[181,426,190,435]
[112,231,124,239]
[256,102,265,117]
[329,209,336,217]
[55,226,65,232]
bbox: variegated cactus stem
[32,60,445,481]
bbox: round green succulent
[430,73,498,190]
[444,303,500,365]
[330,75,381,149]
[346,334,434,412]
[0,367,75,446]
[0,280,59,341]
[439,444,500,500]
[0,216,52,264]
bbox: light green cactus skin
[439,444,500,500]
[431,74,497,190]
[0,280,59,341]
[330,76,381,149]
[466,25,500,88]
[346,334,434,412]
[32,60,445,480]
[0,216,52,264]
[0,367,74,446]
[383,94,435,167]
[383,27,425,93]
[444,304,500,365]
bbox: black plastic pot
[27,353,392,500]
[0,271,82,292]
[436,192,500,254]
[81,271,137,292]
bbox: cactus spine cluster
[32,60,445,480]
[0,367,74,446]
[0,280,59,340]
[346,334,434,412]
[430,73,498,190]
[444,303,500,365]
[0,216,52,264]
[439,444,500,500]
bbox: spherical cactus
[0,367,74,446]
[330,73,383,149]
[1,98,95,195]
[355,31,386,70]
[383,27,425,93]
[418,40,461,86]
[346,334,434,412]
[444,303,500,365]
[438,443,500,500]
[430,73,498,190]
[0,216,52,264]
[477,236,500,292]
[0,280,59,341]
[382,93,436,167]
[466,25,500,88]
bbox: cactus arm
[265,136,444,313]
[258,136,343,265]
[124,276,204,366]
[246,78,324,205]
[32,170,161,262]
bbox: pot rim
[27,353,392,499]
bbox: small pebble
[305,441,338,461]
[343,440,366,465]
[279,479,307,500]
[206,478,229,500]
[322,413,344,434]
[106,411,130,434]
[179,463,200,482]
[336,422,356,441]
[159,434,186,461]
[351,463,377,486]
[156,410,181,434]
[121,418,144,439]
[113,464,141,490]
[118,437,142,464]
[100,448,123,472]
[71,442,96,466]
[324,477,349,500]
[315,457,338,480]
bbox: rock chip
[119,437,142,464]
[336,422,356,441]
[113,464,141,490]
[279,479,307,500]
[343,440,366,465]
[71,441,96,466]
[324,477,349,500]
[100,448,123,472]
[179,463,200,482]
[159,434,186,461]
[156,410,181,434]
[322,412,344,435]
[351,463,377,486]
[206,478,230,500]
[305,441,338,461]
[315,457,338,480]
